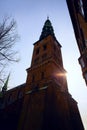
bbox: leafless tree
[0,16,19,87]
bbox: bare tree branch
[0,16,19,87]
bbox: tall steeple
[39,18,56,40]
[0,18,84,130]
[18,19,84,130]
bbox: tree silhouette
[0,16,19,87]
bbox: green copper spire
[2,73,10,92]
[39,18,56,40]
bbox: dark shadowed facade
[0,18,84,130]
[66,0,87,85]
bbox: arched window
[18,91,23,99]
[43,44,47,51]
[7,94,13,105]
[36,48,40,55]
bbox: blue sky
[0,0,87,129]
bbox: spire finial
[47,15,49,20]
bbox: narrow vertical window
[32,75,35,82]
[36,48,40,55]
[43,44,47,51]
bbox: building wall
[0,19,84,130]
[66,0,87,85]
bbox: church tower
[18,18,84,130]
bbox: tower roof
[39,18,56,40]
